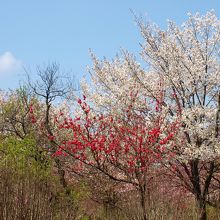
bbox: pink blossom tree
[50,92,178,220]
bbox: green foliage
[0,135,91,219]
[0,135,52,180]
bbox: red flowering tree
[50,93,179,220]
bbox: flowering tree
[81,10,220,220]
[0,88,39,139]
[137,11,220,220]
[51,93,178,220]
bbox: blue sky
[0,1,220,89]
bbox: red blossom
[29,104,33,114]
[48,134,55,141]
[48,97,179,176]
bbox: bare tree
[27,62,76,189]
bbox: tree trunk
[190,159,207,220]
[197,199,207,220]
[55,157,67,188]
[140,190,148,220]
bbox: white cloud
[0,51,22,74]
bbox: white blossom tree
[82,11,220,220]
